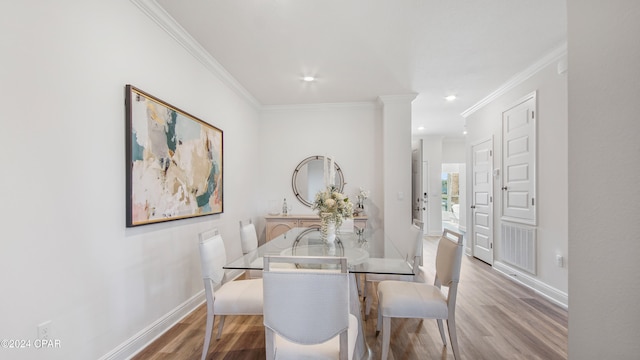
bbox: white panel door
[422,160,429,234]
[411,140,424,228]
[472,138,493,264]
[502,92,536,225]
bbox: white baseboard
[99,291,206,360]
[493,261,568,309]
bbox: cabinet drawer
[266,220,298,241]
[299,220,322,229]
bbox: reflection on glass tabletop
[224,227,413,275]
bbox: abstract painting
[125,85,223,227]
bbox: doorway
[441,163,465,234]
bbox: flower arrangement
[312,185,354,227]
[353,187,369,214]
[357,187,369,207]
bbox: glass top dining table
[224,227,414,276]
[224,226,414,359]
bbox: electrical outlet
[37,321,52,340]
[556,254,564,268]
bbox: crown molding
[129,0,261,109]
[461,44,567,118]
[377,93,419,105]
[261,101,378,113]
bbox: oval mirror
[292,155,344,207]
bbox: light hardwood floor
[133,236,568,359]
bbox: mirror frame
[292,155,345,207]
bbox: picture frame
[125,85,223,227]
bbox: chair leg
[362,278,368,301]
[265,327,275,360]
[437,319,447,346]
[447,317,460,360]
[216,315,226,339]
[201,314,214,360]
[380,317,391,360]
[376,304,383,333]
[365,289,373,319]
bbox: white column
[378,94,418,249]
[568,1,640,358]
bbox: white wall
[258,103,383,238]
[0,1,260,359]
[567,1,640,358]
[442,138,466,163]
[380,95,416,246]
[464,56,569,302]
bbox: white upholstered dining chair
[239,219,258,254]
[362,221,426,318]
[338,218,355,234]
[262,255,358,360]
[198,228,263,360]
[239,219,262,278]
[376,229,464,359]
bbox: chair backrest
[198,229,227,290]
[434,229,464,288]
[390,222,423,271]
[263,256,350,347]
[338,218,355,233]
[239,219,258,254]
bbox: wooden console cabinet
[265,214,368,241]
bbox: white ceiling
[155,0,566,138]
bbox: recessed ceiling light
[303,76,315,82]
[445,95,457,101]
[417,126,425,131]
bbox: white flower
[325,198,336,208]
